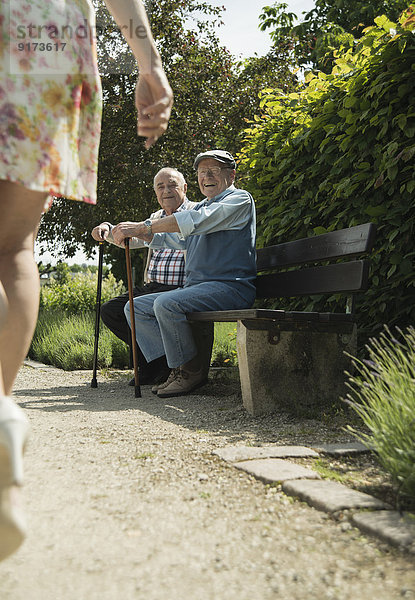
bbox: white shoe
[0,397,29,561]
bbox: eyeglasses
[197,167,228,176]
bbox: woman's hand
[135,67,173,148]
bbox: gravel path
[1,365,414,600]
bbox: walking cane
[91,242,104,388]
[125,238,141,398]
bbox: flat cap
[193,150,236,170]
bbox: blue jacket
[149,185,256,302]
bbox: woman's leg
[0,180,47,396]
[0,180,47,561]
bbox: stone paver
[233,458,320,484]
[213,445,318,463]
[352,511,415,553]
[282,479,389,513]
[213,443,415,552]
[311,442,370,456]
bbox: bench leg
[236,322,357,416]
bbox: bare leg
[0,181,46,561]
[0,180,47,395]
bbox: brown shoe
[151,368,180,395]
[157,368,207,398]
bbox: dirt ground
[1,364,414,600]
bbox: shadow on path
[14,371,347,447]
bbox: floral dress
[0,0,102,204]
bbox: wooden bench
[188,223,376,415]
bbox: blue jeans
[124,281,255,368]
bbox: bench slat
[187,309,354,323]
[256,259,370,298]
[256,223,376,271]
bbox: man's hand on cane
[112,222,153,246]
[91,223,111,242]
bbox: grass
[345,326,415,500]
[29,309,237,371]
[30,309,129,370]
[311,458,350,484]
[211,322,237,366]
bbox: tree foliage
[259,0,412,71]
[238,8,415,342]
[37,0,295,282]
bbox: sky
[35,0,316,266]
[211,0,316,58]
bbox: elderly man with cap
[111,150,256,397]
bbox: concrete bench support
[236,321,357,416]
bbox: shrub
[30,310,129,370]
[344,326,415,500]
[40,272,124,312]
[238,9,415,343]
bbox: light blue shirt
[148,185,256,299]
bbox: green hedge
[40,271,124,312]
[238,10,415,343]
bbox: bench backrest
[255,223,376,301]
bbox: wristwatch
[143,219,152,235]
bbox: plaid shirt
[147,202,190,286]
[147,248,185,286]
